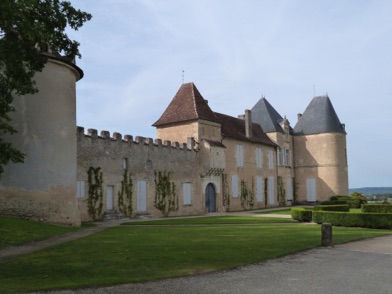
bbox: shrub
[330,195,351,201]
[312,211,392,229]
[291,208,312,222]
[320,200,348,206]
[314,205,349,212]
[349,192,368,209]
[362,204,392,214]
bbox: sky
[67,0,392,189]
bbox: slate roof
[293,95,346,135]
[152,83,219,126]
[214,112,277,147]
[251,98,285,133]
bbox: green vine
[293,177,298,203]
[87,167,104,220]
[154,171,178,217]
[222,174,231,211]
[277,176,286,207]
[240,179,255,210]
[264,178,268,207]
[118,170,133,217]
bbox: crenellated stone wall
[77,127,203,220]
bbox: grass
[0,215,89,249]
[255,207,313,215]
[123,215,295,225]
[1,217,391,293]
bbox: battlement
[77,126,197,151]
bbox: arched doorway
[205,183,216,213]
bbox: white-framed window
[232,175,239,198]
[76,181,85,198]
[256,176,263,203]
[256,147,263,168]
[282,149,286,166]
[285,149,291,167]
[236,144,244,167]
[183,183,192,205]
[287,177,293,200]
[268,150,274,169]
[277,148,281,166]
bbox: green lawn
[0,215,87,249]
[1,218,391,293]
[123,215,295,225]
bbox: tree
[0,0,92,176]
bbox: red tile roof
[214,112,277,147]
[152,83,219,126]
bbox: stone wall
[293,132,348,201]
[77,127,203,220]
[0,58,82,226]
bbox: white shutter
[236,145,244,167]
[137,180,147,212]
[232,175,239,198]
[306,179,316,202]
[286,177,293,200]
[268,150,274,169]
[183,183,192,205]
[256,148,263,168]
[256,176,263,203]
[76,181,85,198]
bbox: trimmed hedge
[312,211,392,229]
[314,204,349,212]
[320,200,348,206]
[291,208,312,222]
[362,204,392,213]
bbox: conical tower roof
[153,82,219,126]
[293,95,346,135]
[251,98,284,133]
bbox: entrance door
[205,184,216,213]
[306,178,316,202]
[106,186,114,210]
[137,180,147,212]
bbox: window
[256,148,263,168]
[76,181,85,198]
[137,180,147,212]
[285,149,291,167]
[236,144,244,167]
[122,158,128,170]
[232,175,239,198]
[268,150,274,169]
[277,148,281,166]
[282,149,286,166]
[286,177,293,200]
[256,176,263,203]
[183,183,192,205]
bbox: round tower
[293,95,348,202]
[0,54,83,225]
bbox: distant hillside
[349,187,392,195]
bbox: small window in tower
[122,158,128,170]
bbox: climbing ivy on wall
[293,177,298,203]
[222,174,231,211]
[154,171,178,217]
[240,179,255,210]
[87,167,103,220]
[264,178,268,207]
[277,176,286,207]
[118,170,133,217]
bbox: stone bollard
[321,223,333,247]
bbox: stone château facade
[0,55,349,225]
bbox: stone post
[321,223,333,247]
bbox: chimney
[297,113,302,121]
[245,109,253,139]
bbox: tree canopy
[0,0,92,176]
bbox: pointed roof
[214,112,277,147]
[152,82,219,126]
[251,98,285,133]
[293,95,346,135]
